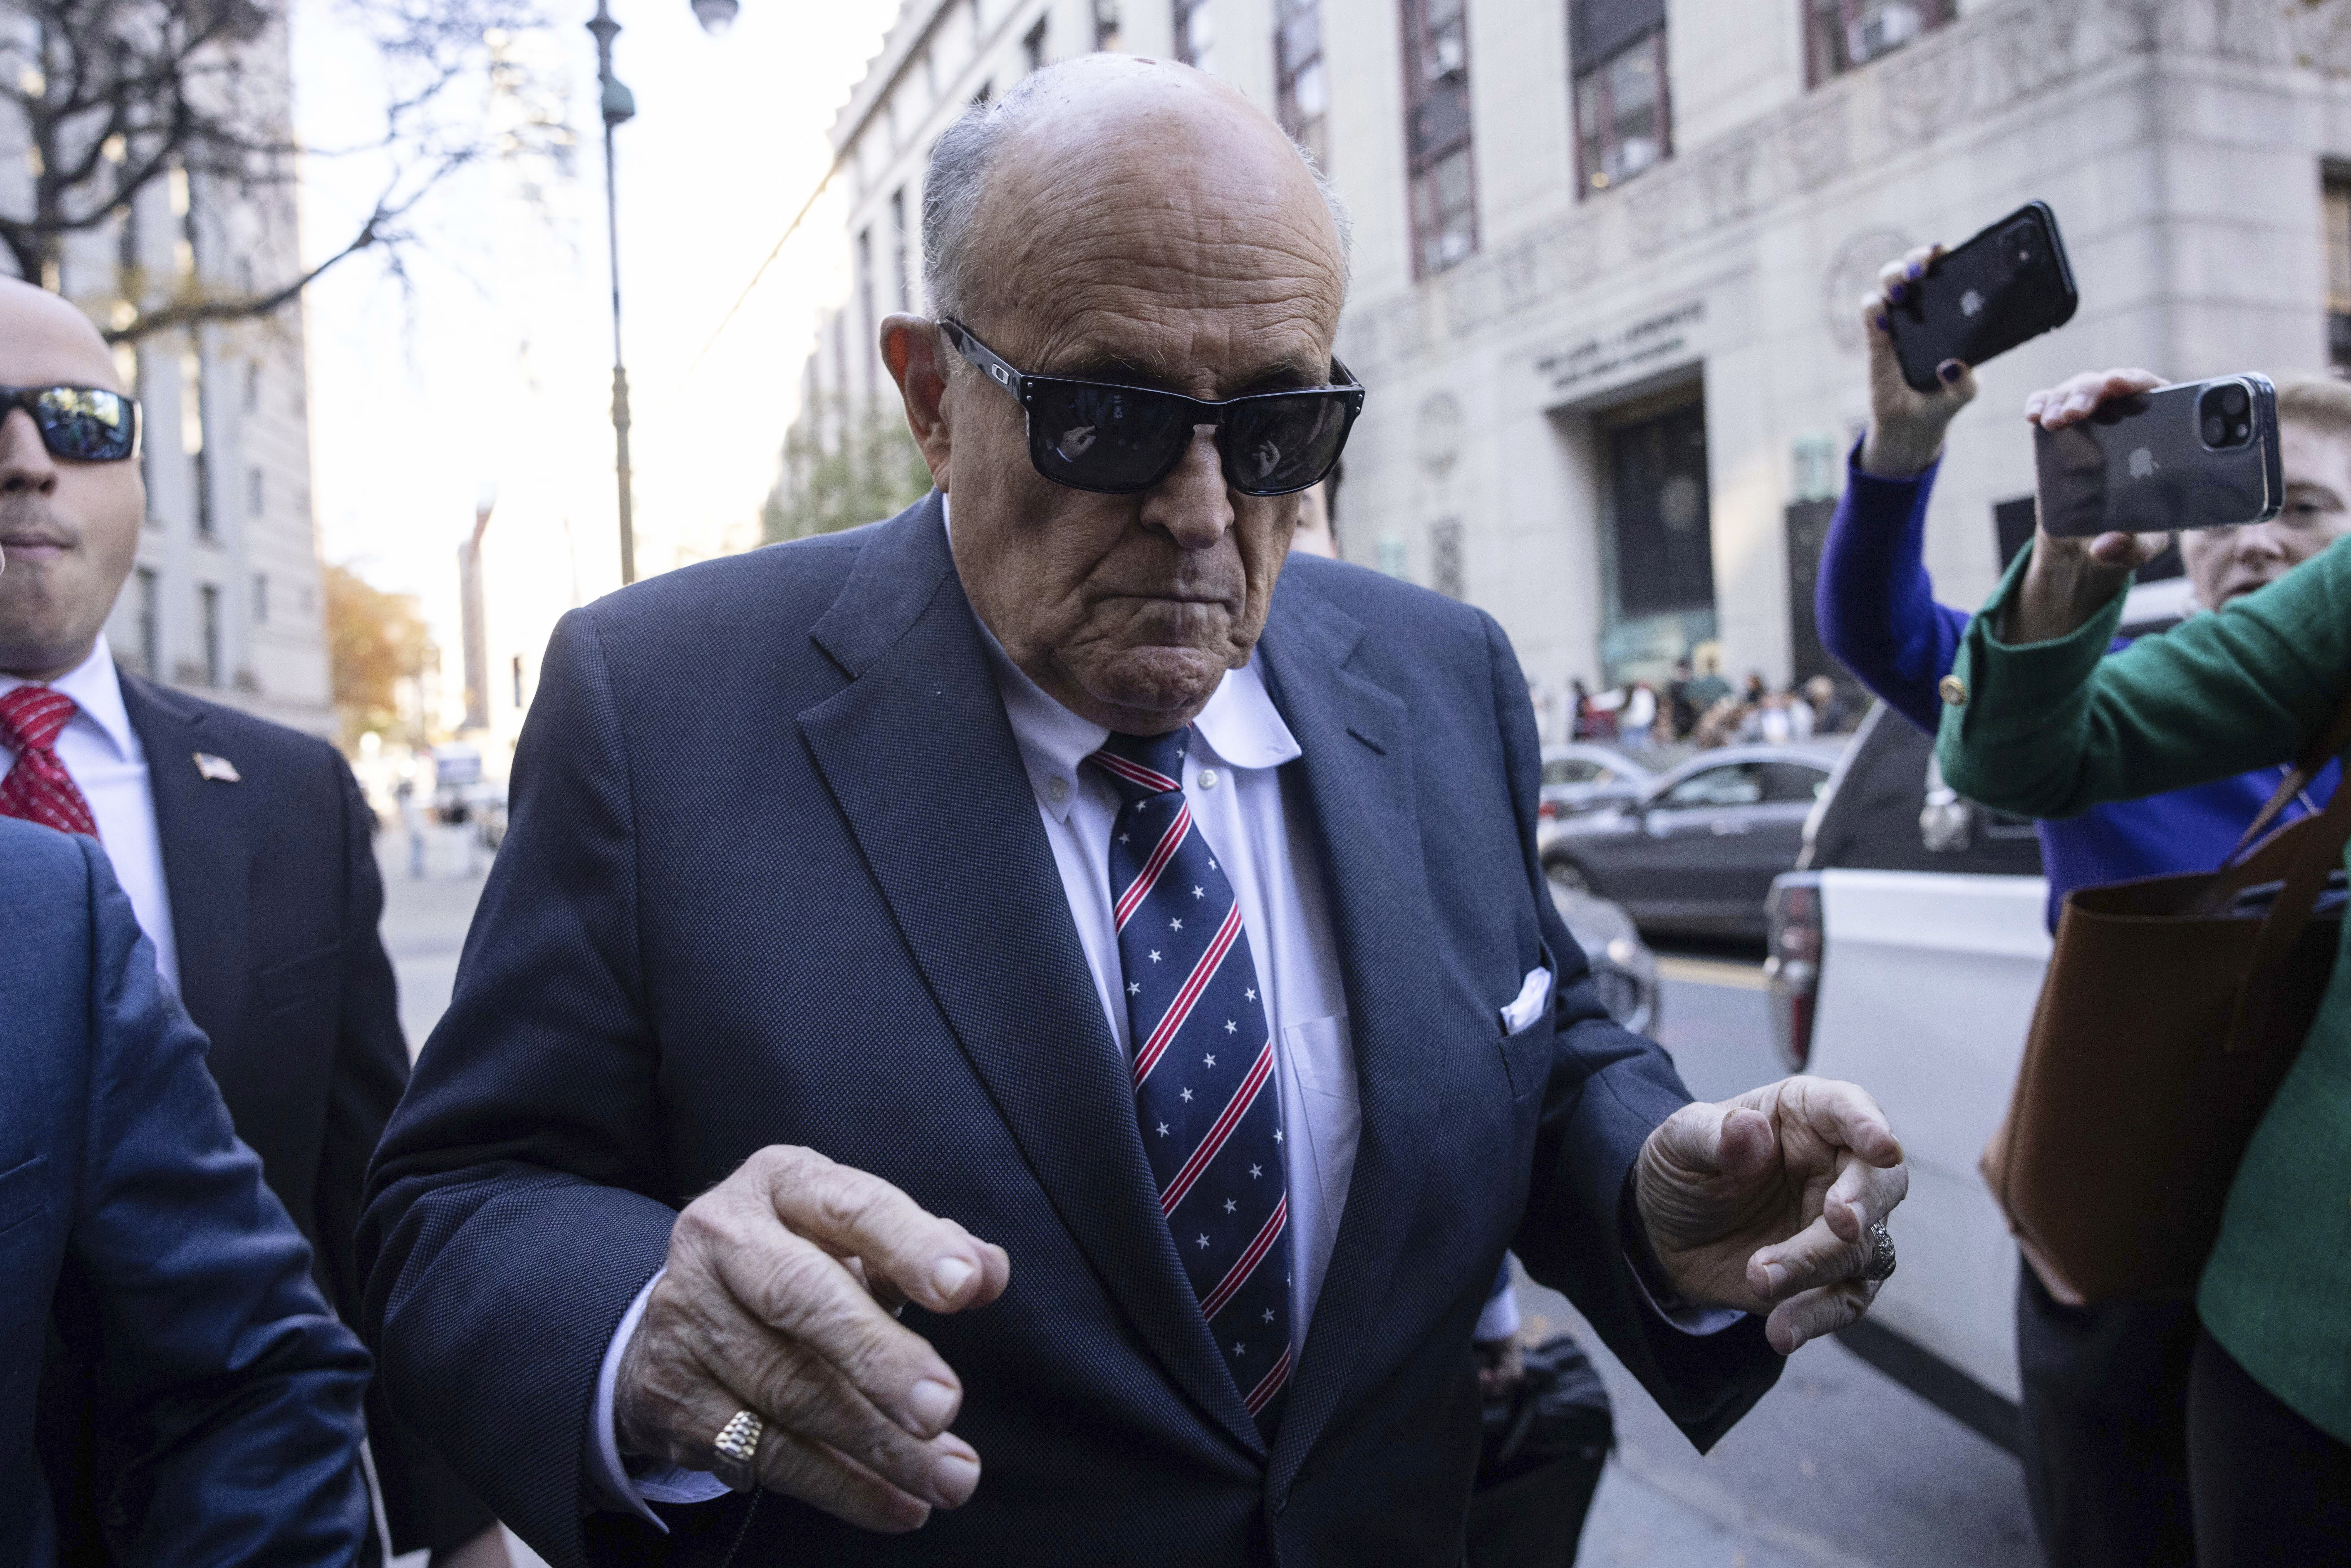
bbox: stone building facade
[2,20,331,736]
[806,0,2351,712]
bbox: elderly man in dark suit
[0,276,505,1563]
[0,816,375,1565]
[362,58,1908,1567]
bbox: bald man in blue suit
[0,817,375,1566]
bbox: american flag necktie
[1092,727,1292,1438]
[0,685,98,839]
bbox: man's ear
[882,314,954,494]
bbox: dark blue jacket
[0,818,374,1566]
[1814,453,2336,926]
[359,493,1780,1568]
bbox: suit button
[1938,674,1967,707]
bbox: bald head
[923,56,1349,329]
[0,277,143,680]
[0,276,123,393]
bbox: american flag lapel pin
[192,751,242,783]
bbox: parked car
[1761,580,2191,1452]
[1538,741,1848,941]
[1551,883,1660,1036]
[1538,742,1657,823]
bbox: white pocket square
[1499,966,1553,1034]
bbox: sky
[291,0,901,653]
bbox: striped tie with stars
[0,685,98,839]
[1092,726,1292,1439]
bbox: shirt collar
[946,498,1302,823]
[0,635,140,763]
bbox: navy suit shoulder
[0,819,373,1568]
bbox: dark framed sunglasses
[941,318,1363,497]
[1,384,140,463]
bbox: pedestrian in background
[0,278,508,1568]
[1618,681,1656,751]
[1815,240,2351,1568]
[1937,379,2351,1567]
[0,818,377,1566]
[1665,659,1698,740]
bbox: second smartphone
[2035,375,2283,538]
[1888,201,2079,392]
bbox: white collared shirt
[0,636,179,992]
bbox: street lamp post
[587,0,736,587]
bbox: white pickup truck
[1760,580,2191,1450]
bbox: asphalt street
[377,839,2038,1568]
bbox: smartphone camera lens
[2198,383,2255,449]
[2001,221,2035,266]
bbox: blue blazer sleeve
[64,833,376,1566]
[1813,446,1973,736]
[1478,616,1781,1450]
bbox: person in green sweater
[1936,366,2351,1567]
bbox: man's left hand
[1635,1077,1909,1355]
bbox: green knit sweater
[1937,539,2351,1446]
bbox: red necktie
[0,685,99,838]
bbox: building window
[1173,0,1213,71]
[199,583,221,687]
[181,348,213,540]
[247,466,264,516]
[1429,519,1464,599]
[1804,0,1952,86]
[1276,0,1327,168]
[1024,17,1047,73]
[856,226,877,392]
[136,567,159,677]
[252,572,269,625]
[889,188,911,313]
[1403,0,1476,276]
[2328,170,2351,371]
[1572,3,1669,195]
[511,653,525,710]
[1603,394,1716,677]
[1094,0,1121,50]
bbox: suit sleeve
[1480,614,1782,1452]
[69,836,376,1567]
[314,759,501,1553]
[1813,445,1972,736]
[359,608,681,1568]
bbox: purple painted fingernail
[1873,314,1890,333]
[1887,282,1907,304]
[1905,260,1923,281]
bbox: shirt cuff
[588,1267,733,1525]
[1472,1277,1522,1343]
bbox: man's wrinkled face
[927,75,1347,735]
[2182,418,2351,611]
[0,285,143,679]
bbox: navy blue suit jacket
[0,818,375,1566]
[361,495,1779,1566]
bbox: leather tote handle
[2222,686,2351,1051]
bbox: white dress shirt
[1,636,180,992]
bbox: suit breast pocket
[0,1153,52,1242]
[251,944,340,1016]
[1495,961,1555,1102]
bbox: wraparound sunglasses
[941,318,1363,497]
[0,384,139,463]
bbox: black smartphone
[1888,201,2078,392]
[2035,376,2283,538]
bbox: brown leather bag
[1980,694,2351,1305]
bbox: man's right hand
[1858,243,1978,479]
[2008,366,2172,644]
[613,1146,1011,1532]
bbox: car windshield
[1660,763,1763,808]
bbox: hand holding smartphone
[2035,376,2282,538]
[1886,202,2078,392]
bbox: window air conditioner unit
[1846,2,1921,66]
[1603,136,1659,185]
[1427,33,1465,82]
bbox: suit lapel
[1252,575,1444,1492]
[797,500,1265,1457]
[117,669,248,1041]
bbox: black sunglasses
[941,319,1363,497]
[1,384,139,463]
